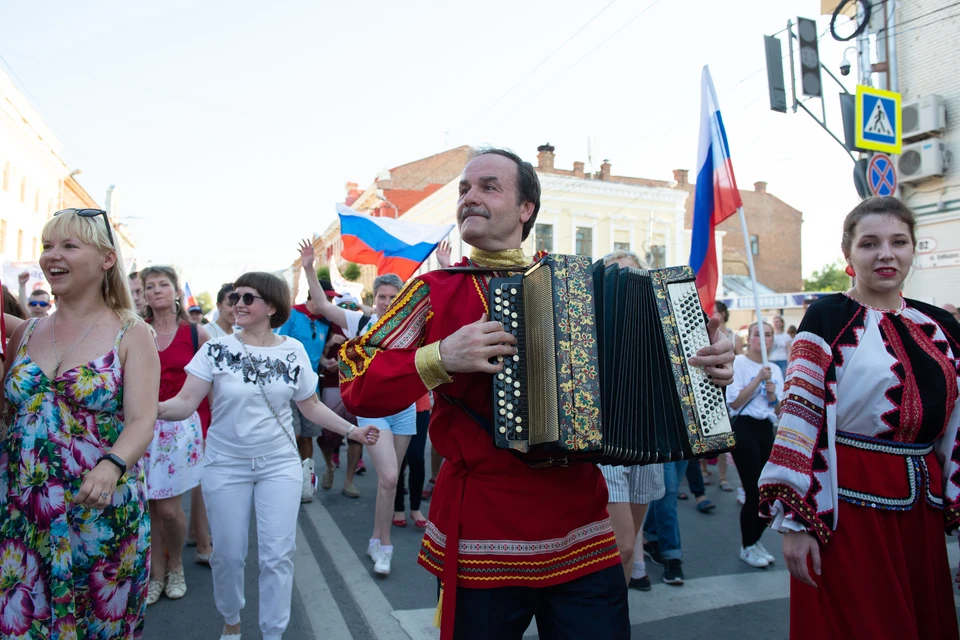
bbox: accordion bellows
[490,255,735,466]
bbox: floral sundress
[0,319,150,639]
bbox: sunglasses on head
[29,300,50,308]
[227,292,263,306]
[54,208,115,249]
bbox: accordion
[489,254,734,466]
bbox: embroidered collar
[469,247,530,269]
[842,291,906,314]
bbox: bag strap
[190,323,199,354]
[358,314,372,334]
[439,393,493,437]
[235,333,300,457]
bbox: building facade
[896,0,960,304]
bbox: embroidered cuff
[416,341,453,390]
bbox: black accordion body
[489,254,734,466]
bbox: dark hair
[29,289,49,299]
[216,282,235,305]
[2,286,24,320]
[140,265,191,325]
[128,270,139,280]
[234,272,291,329]
[714,300,730,323]
[473,147,541,240]
[841,196,917,257]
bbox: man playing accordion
[339,148,736,639]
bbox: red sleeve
[339,278,432,417]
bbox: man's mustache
[459,206,491,222]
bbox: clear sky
[0,0,860,295]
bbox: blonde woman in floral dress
[0,209,159,639]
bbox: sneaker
[754,541,775,564]
[195,550,212,566]
[342,482,360,499]
[146,578,164,605]
[740,545,770,568]
[628,575,652,591]
[737,487,746,506]
[321,466,335,491]
[367,540,381,562]
[642,541,664,567]
[374,548,393,576]
[164,567,187,599]
[355,459,367,475]
[662,559,684,585]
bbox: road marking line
[302,501,411,639]
[294,527,352,639]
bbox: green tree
[316,266,330,283]
[343,263,362,281]
[803,260,850,292]
[196,291,213,314]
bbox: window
[613,230,630,253]
[613,242,630,251]
[33,189,40,213]
[2,163,9,192]
[0,221,7,253]
[17,229,23,261]
[750,234,760,256]
[19,178,26,203]
[535,224,553,253]
[648,245,666,269]
[575,226,592,258]
[31,237,37,260]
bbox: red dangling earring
[845,265,856,278]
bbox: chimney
[537,143,555,172]
[599,159,611,181]
[754,181,767,194]
[672,169,689,186]
[345,181,361,206]
[573,161,585,178]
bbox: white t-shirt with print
[186,333,319,458]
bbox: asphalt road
[144,447,960,639]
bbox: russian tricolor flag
[337,203,454,281]
[184,283,199,309]
[690,66,742,317]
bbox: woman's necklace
[52,309,107,378]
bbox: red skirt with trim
[790,448,958,639]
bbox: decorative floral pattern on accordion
[552,256,603,451]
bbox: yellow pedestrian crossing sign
[855,85,902,154]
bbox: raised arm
[158,374,212,422]
[17,272,29,317]
[298,238,349,329]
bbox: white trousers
[202,448,301,640]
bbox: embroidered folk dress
[0,320,150,639]
[339,255,619,640]
[758,294,960,639]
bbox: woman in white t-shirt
[726,321,784,571]
[159,272,379,640]
[769,315,792,378]
[310,270,415,578]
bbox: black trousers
[729,415,776,547]
[448,564,629,639]
[395,410,430,512]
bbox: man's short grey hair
[602,250,649,269]
[373,273,403,294]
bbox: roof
[722,275,778,297]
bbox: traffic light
[764,35,787,113]
[796,17,822,97]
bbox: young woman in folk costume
[759,196,960,639]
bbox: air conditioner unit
[898,140,949,185]
[902,95,946,141]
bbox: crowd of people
[0,150,956,640]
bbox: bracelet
[415,341,454,390]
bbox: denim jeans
[685,459,706,498]
[642,460,687,560]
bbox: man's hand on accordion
[688,316,736,386]
[439,313,518,374]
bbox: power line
[463,0,621,129]
[882,1,960,31]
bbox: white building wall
[897,1,960,303]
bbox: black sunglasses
[227,292,264,306]
[54,208,115,248]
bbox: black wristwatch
[98,453,127,477]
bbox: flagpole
[736,206,769,366]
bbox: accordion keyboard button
[500,408,506,415]
[515,426,523,433]
[514,390,521,397]
[498,390,505,397]
[516,417,522,423]
[513,355,520,362]
[499,427,507,434]
[511,288,518,295]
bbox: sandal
[696,499,716,513]
[392,517,407,527]
[678,492,689,500]
[414,518,428,528]
[719,480,734,492]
